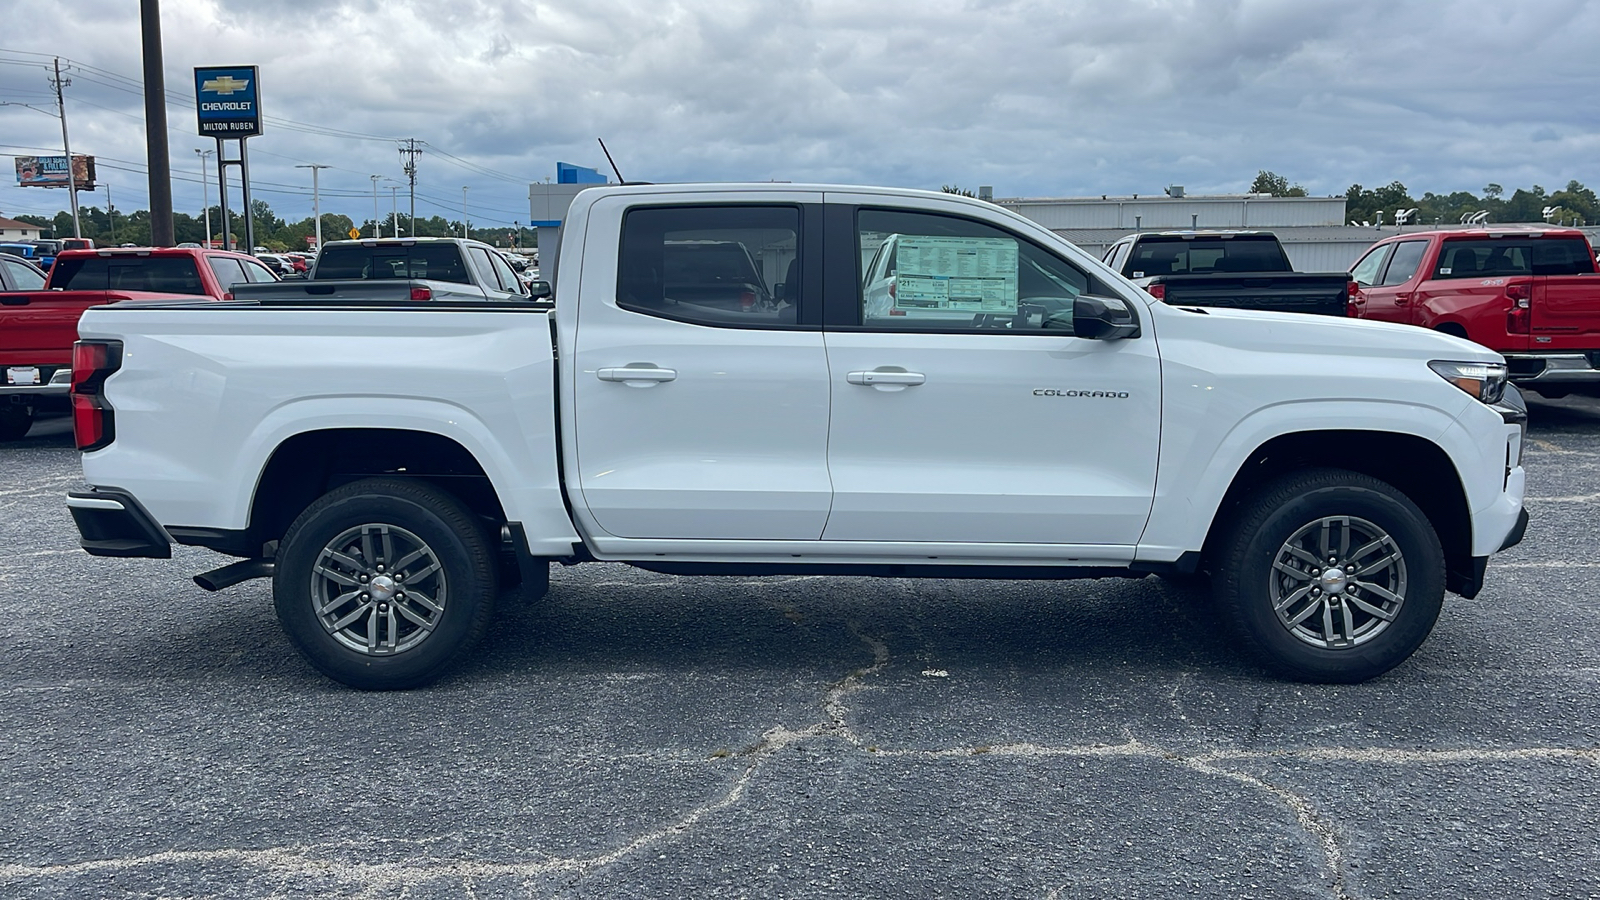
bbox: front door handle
[846,370,925,386]
[597,365,677,386]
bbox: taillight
[1146,282,1166,300]
[1506,282,1531,333]
[739,289,756,311]
[410,286,432,301]
[71,340,122,452]
[1347,280,1360,297]
[222,292,234,301]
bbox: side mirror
[1073,295,1140,340]
[528,281,552,301]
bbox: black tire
[1212,468,1444,683]
[273,478,498,690]
[0,404,34,441]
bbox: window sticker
[1439,267,1452,275]
[890,235,1018,316]
[1131,270,1145,278]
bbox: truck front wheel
[1212,469,1444,683]
[273,478,498,690]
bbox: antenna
[598,138,624,184]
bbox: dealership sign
[13,155,96,190]
[194,66,262,137]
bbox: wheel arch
[1200,429,1476,596]
[247,428,509,556]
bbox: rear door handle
[597,365,677,385]
[846,370,925,386]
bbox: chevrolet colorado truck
[1101,231,1354,316]
[66,184,1528,689]
[1348,228,1600,397]
[0,246,277,439]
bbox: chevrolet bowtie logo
[202,76,250,95]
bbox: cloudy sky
[2,0,1597,229]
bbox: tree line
[1250,171,1595,227]
[11,199,535,251]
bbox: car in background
[0,246,277,439]
[282,253,311,274]
[59,237,95,252]
[1101,231,1353,317]
[27,239,63,270]
[0,242,42,265]
[0,252,48,291]
[254,254,297,277]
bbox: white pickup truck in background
[66,184,1528,689]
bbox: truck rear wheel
[273,478,497,690]
[0,404,33,441]
[1212,468,1444,683]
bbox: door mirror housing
[1073,295,1140,340]
[528,280,552,301]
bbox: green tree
[940,185,976,198]
[1483,183,1502,200]
[1249,170,1308,197]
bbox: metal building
[997,191,1391,271]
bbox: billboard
[13,155,96,190]
[195,65,262,137]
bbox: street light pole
[462,186,469,239]
[370,175,381,238]
[195,149,213,247]
[295,164,330,250]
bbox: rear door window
[1126,237,1288,277]
[1381,241,1428,285]
[618,205,801,328]
[207,257,247,290]
[488,252,523,294]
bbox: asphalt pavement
[1,400,1597,899]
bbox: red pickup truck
[1,247,278,439]
[1348,228,1600,397]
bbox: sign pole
[216,137,230,251]
[239,139,255,253]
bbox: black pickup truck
[1101,231,1353,316]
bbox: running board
[194,559,275,592]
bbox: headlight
[1429,360,1508,404]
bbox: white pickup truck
[66,184,1529,689]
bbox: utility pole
[462,186,469,239]
[370,175,381,237]
[195,149,213,247]
[49,58,82,239]
[139,0,174,246]
[106,183,116,244]
[398,138,421,235]
[390,185,400,236]
[296,164,330,250]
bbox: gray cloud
[2,0,1597,227]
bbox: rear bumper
[1505,352,1600,384]
[66,488,173,558]
[1,365,71,397]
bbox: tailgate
[1532,274,1600,343]
[0,291,111,365]
[1159,274,1350,316]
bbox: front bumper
[67,488,173,558]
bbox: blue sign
[195,66,262,138]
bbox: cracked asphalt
[2,397,1598,899]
